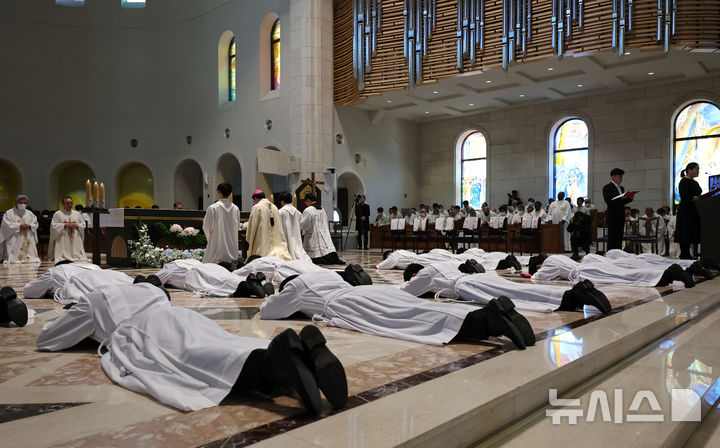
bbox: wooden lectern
[696,194,720,259]
[540,223,564,254]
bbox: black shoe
[0,287,28,327]
[245,274,268,298]
[669,264,695,288]
[133,275,148,284]
[265,329,322,414]
[687,262,715,281]
[458,259,485,274]
[495,296,535,347]
[344,264,372,286]
[483,299,527,350]
[232,281,251,298]
[496,255,521,271]
[146,274,163,288]
[559,280,612,314]
[299,325,348,409]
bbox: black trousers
[356,229,369,249]
[571,236,590,256]
[607,218,624,250]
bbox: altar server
[277,191,311,261]
[23,261,100,298]
[549,192,572,251]
[301,194,344,265]
[37,283,347,414]
[260,270,535,349]
[0,195,40,264]
[203,183,242,265]
[48,196,87,263]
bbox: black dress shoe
[245,274,268,298]
[563,280,612,314]
[299,325,348,409]
[687,262,715,281]
[495,296,536,346]
[0,287,28,327]
[483,299,527,350]
[669,264,695,288]
[458,259,485,274]
[133,275,148,284]
[146,274,163,288]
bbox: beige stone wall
[418,75,720,212]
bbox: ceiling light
[424,111,430,114]
[432,91,439,94]
[624,52,631,55]
[547,67,554,71]
[519,94,525,97]
[486,80,492,83]
[577,84,583,87]
[648,72,655,75]
[387,100,392,103]
[468,103,474,106]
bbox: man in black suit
[602,168,635,250]
[355,195,371,250]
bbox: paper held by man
[612,190,639,200]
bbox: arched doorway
[216,153,242,210]
[116,162,154,208]
[0,159,21,211]
[50,161,96,209]
[337,172,364,227]
[174,159,203,210]
[254,147,288,202]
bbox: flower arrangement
[150,222,206,250]
[129,224,204,267]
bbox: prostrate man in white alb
[155,259,272,298]
[301,194,344,265]
[260,270,535,349]
[0,194,40,264]
[23,260,100,299]
[246,190,292,260]
[53,268,135,305]
[49,196,88,263]
[235,255,327,285]
[277,191,310,261]
[549,192,572,251]
[36,282,348,414]
[203,183,242,265]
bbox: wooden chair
[636,216,660,254]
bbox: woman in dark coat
[675,162,702,259]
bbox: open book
[612,190,639,200]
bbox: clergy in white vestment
[246,190,292,260]
[0,195,40,264]
[300,194,344,264]
[277,191,310,261]
[549,193,572,251]
[23,261,100,298]
[260,270,534,349]
[202,183,242,264]
[48,196,87,263]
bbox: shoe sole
[496,296,536,346]
[572,281,612,314]
[300,325,348,409]
[7,299,28,327]
[487,299,527,350]
[273,330,323,414]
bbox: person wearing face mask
[0,195,40,264]
[512,205,526,225]
[202,183,244,265]
[48,196,88,263]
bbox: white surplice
[37,283,269,411]
[260,270,477,346]
[155,258,203,287]
[234,257,325,284]
[48,209,87,263]
[183,263,245,297]
[54,269,134,304]
[605,249,695,269]
[549,200,572,251]
[278,204,311,261]
[0,207,40,263]
[532,254,665,286]
[23,262,100,299]
[202,198,241,264]
[300,205,336,259]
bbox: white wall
[0,0,421,214]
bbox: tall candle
[93,181,99,204]
[85,180,91,206]
[99,183,105,204]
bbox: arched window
[271,19,281,91]
[458,131,487,209]
[229,38,236,101]
[673,101,720,203]
[552,118,588,204]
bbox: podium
[540,223,564,254]
[697,195,720,259]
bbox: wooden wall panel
[334,0,720,105]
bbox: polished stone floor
[0,250,716,448]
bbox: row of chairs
[596,216,662,254]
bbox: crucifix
[296,173,325,212]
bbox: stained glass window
[56,0,85,6]
[229,38,236,102]
[460,132,487,209]
[552,118,588,204]
[673,101,720,203]
[271,20,281,91]
[121,0,146,8]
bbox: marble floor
[0,250,717,448]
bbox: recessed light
[424,111,430,114]
[387,100,392,103]
[624,52,631,55]
[577,84,583,87]
[486,80,492,83]
[648,72,655,75]
[519,94,525,97]
[468,103,474,106]
[547,67,554,71]
[432,90,439,94]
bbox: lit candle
[93,181,99,204]
[99,183,105,204]
[85,180,91,206]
